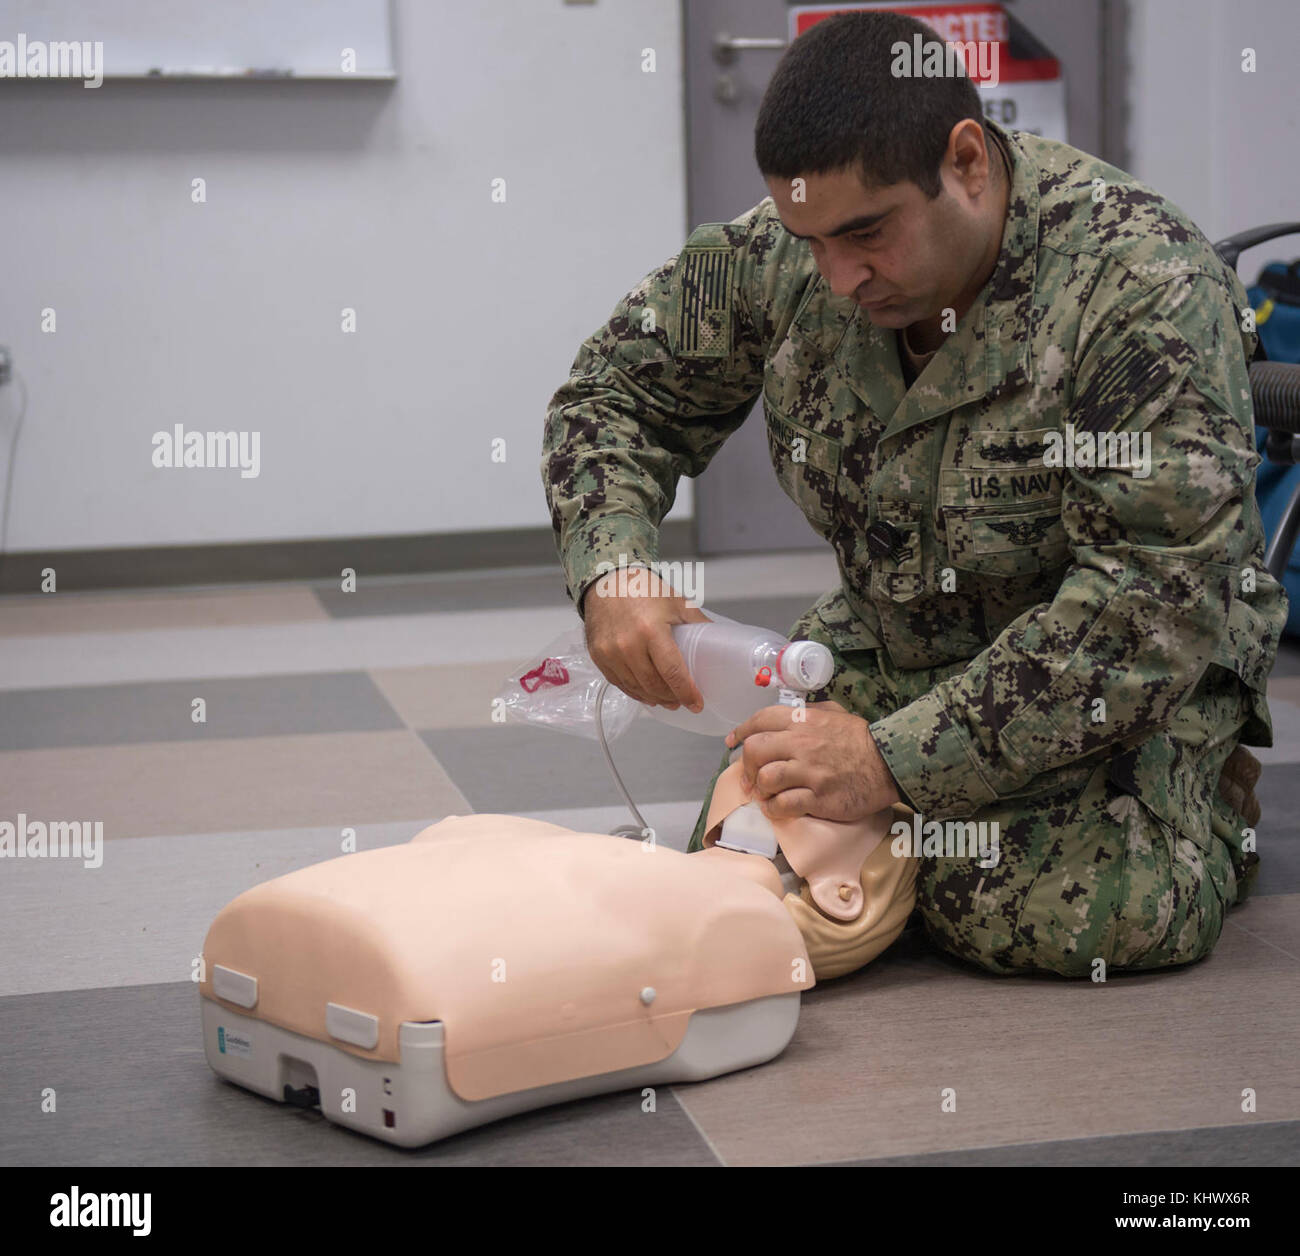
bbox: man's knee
[1103,814,1233,972]
[916,775,1234,978]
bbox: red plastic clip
[755,666,772,687]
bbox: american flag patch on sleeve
[674,245,734,359]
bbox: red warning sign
[788,1,1066,138]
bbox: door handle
[713,32,787,66]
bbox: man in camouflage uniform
[540,12,1287,977]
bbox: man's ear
[946,118,992,192]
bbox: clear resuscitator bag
[495,624,640,741]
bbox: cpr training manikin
[198,615,917,1146]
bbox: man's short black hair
[755,10,987,198]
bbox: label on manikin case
[217,1025,253,1058]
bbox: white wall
[1,0,689,552]
[1128,0,1300,284]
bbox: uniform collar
[835,118,1041,437]
[978,119,1039,399]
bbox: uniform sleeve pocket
[1210,594,1281,746]
[813,587,883,652]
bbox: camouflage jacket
[542,119,1287,823]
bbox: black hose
[1250,361,1300,436]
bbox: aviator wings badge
[984,515,1057,546]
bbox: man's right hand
[582,567,710,711]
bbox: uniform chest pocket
[763,402,841,531]
[945,501,1070,577]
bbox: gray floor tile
[0,821,444,997]
[314,570,572,618]
[839,1119,1300,1166]
[1256,764,1300,896]
[420,722,726,814]
[1254,837,1300,897]
[1270,638,1300,679]
[312,559,838,622]
[0,983,720,1167]
[2,730,468,841]
[0,672,404,752]
[0,586,326,637]
[0,606,583,690]
[1257,764,1300,837]
[673,905,1299,1165]
[1256,696,1300,765]
[312,580,822,633]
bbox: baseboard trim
[0,521,696,593]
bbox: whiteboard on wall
[0,0,396,80]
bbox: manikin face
[763,122,1000,330]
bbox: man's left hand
[724,699,902,822]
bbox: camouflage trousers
[687,601,1252,978]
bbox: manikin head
[696,759,919,981]
[755,10,1009,334]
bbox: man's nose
[816,245,870,300]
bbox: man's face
[764,160,988,329]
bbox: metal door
[684,0,1128,553]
